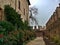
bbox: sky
[29,0,59,26]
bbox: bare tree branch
[29,7,38,26]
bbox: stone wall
[45,4,60,40]
[0,0,30,22]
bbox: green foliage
[51,35,60,45]
[23,21,28,30]
[0,21,15,44]
[0,5,36,45]
[0,21,15,33]
[4,5,23,29]
[4,5,32,30]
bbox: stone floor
[26,37,46,45]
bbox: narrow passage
[26,37,46,45]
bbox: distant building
[0,0,30,22]
[29,26,46,37]
[30,26,46,31]
[40,26,46,31]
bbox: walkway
[44,37,56,45]
[26,37,46,45]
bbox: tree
[29,7,38,26]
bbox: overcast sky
[29,0,59,26]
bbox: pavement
[26,37,46,45]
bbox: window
[0,8,2,20]
[18,1,20,10]
[24,9,25,15]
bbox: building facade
[45,4,60,39]
[0,0,30,22]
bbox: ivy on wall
[0,5,36,45]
